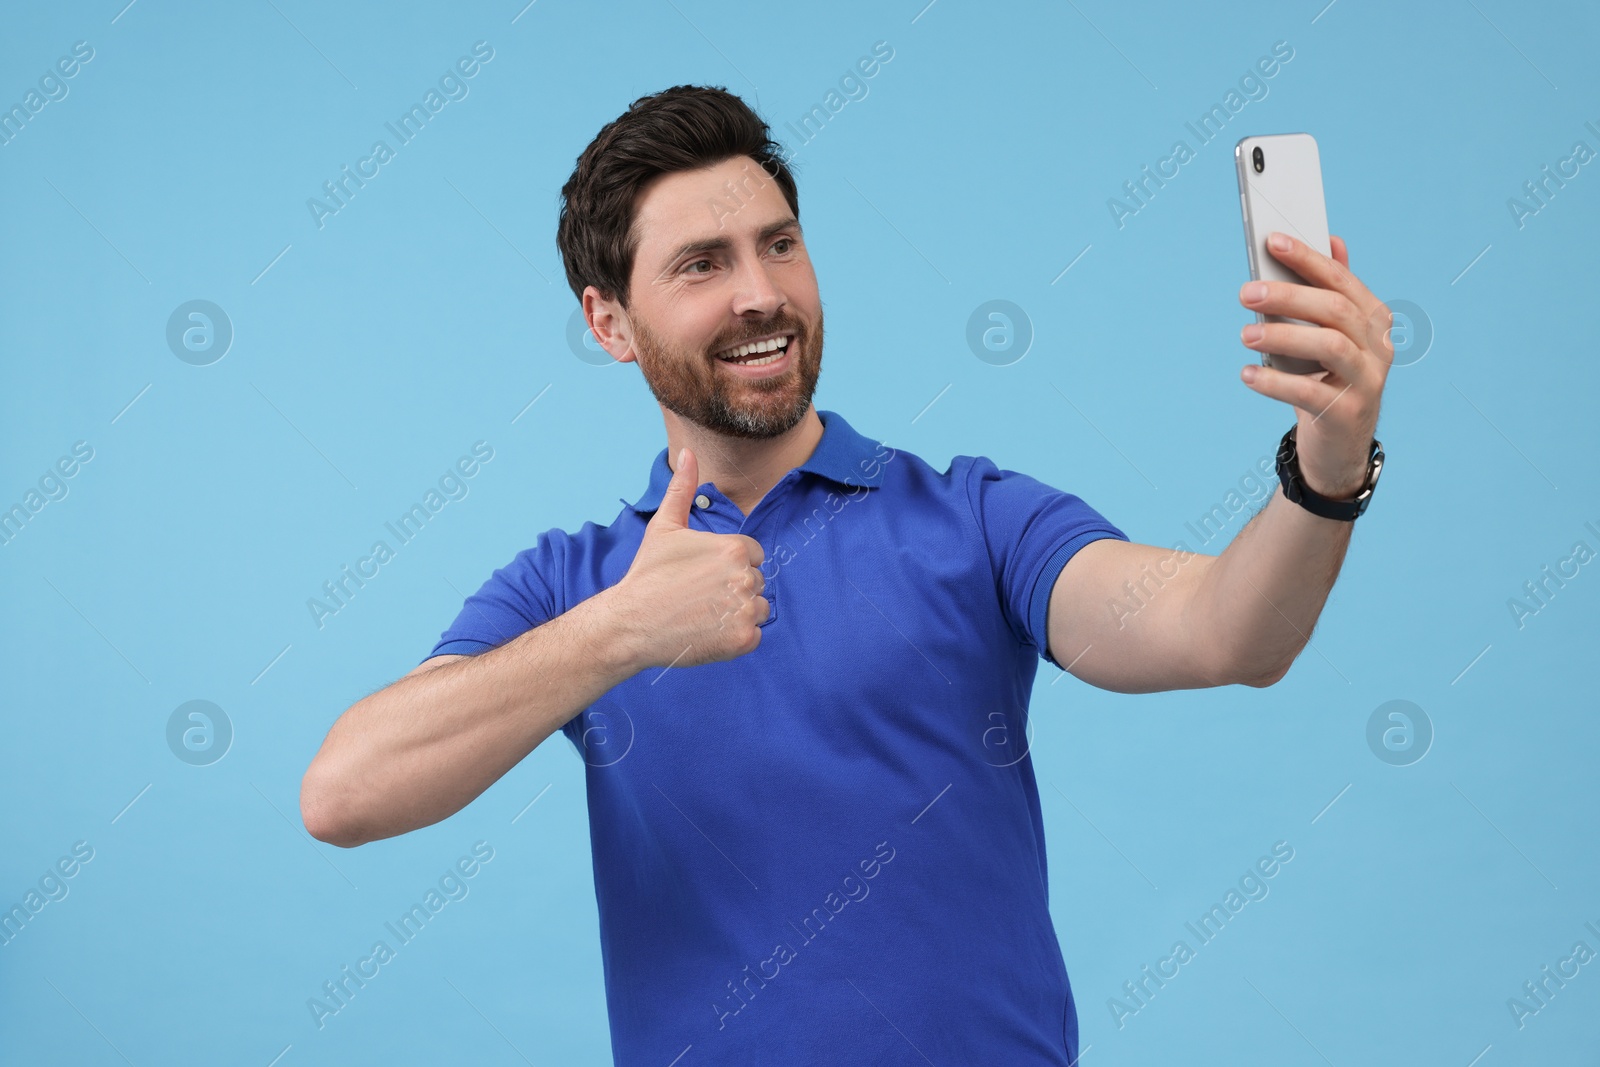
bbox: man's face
[593,155,824,439]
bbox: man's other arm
[1046,494,1352,694]
[1046,231,1392,694]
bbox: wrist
[1276,425,1383,522]
[579,583,654,680]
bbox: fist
[615,447,770,669]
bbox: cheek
[797,284,824,325]
[786,257,821,297]
[654,307,721,356]
[771,278,818,329]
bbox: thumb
[649,447,698,533]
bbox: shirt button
[694,494,712,509]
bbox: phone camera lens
[1252,146,1265,173]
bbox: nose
[731,254,785,319]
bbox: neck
[662,406,824,517]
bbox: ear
[583,286,636,364]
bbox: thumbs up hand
[612,448,770,670]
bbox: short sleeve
[963,456,1128,668]
[423,529,567,663]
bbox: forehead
[632,156,792,260]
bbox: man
[300,85,1392,1064]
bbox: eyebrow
[660,216,801,270]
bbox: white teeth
[717,334,792,361]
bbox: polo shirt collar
[623,409,885,514]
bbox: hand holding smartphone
[1235,132,1331,375]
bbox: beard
[629,307,823,440]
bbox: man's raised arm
[299,448,770,847]
[1046,232,1393,694]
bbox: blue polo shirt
[427,409,1127,1065]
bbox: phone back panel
[1235,132,1330,374]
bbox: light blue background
[3,1,1597,1064]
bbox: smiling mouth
[714,333,793,367]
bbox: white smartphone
[1235,132,1331,375]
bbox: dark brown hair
[556,85,799,308]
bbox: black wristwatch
[1275,424,1384,521]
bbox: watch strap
[1276,425,1383,521]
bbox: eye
[683,258,713,274]
[771,237,794,254]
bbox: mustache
[710,317,804,354]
